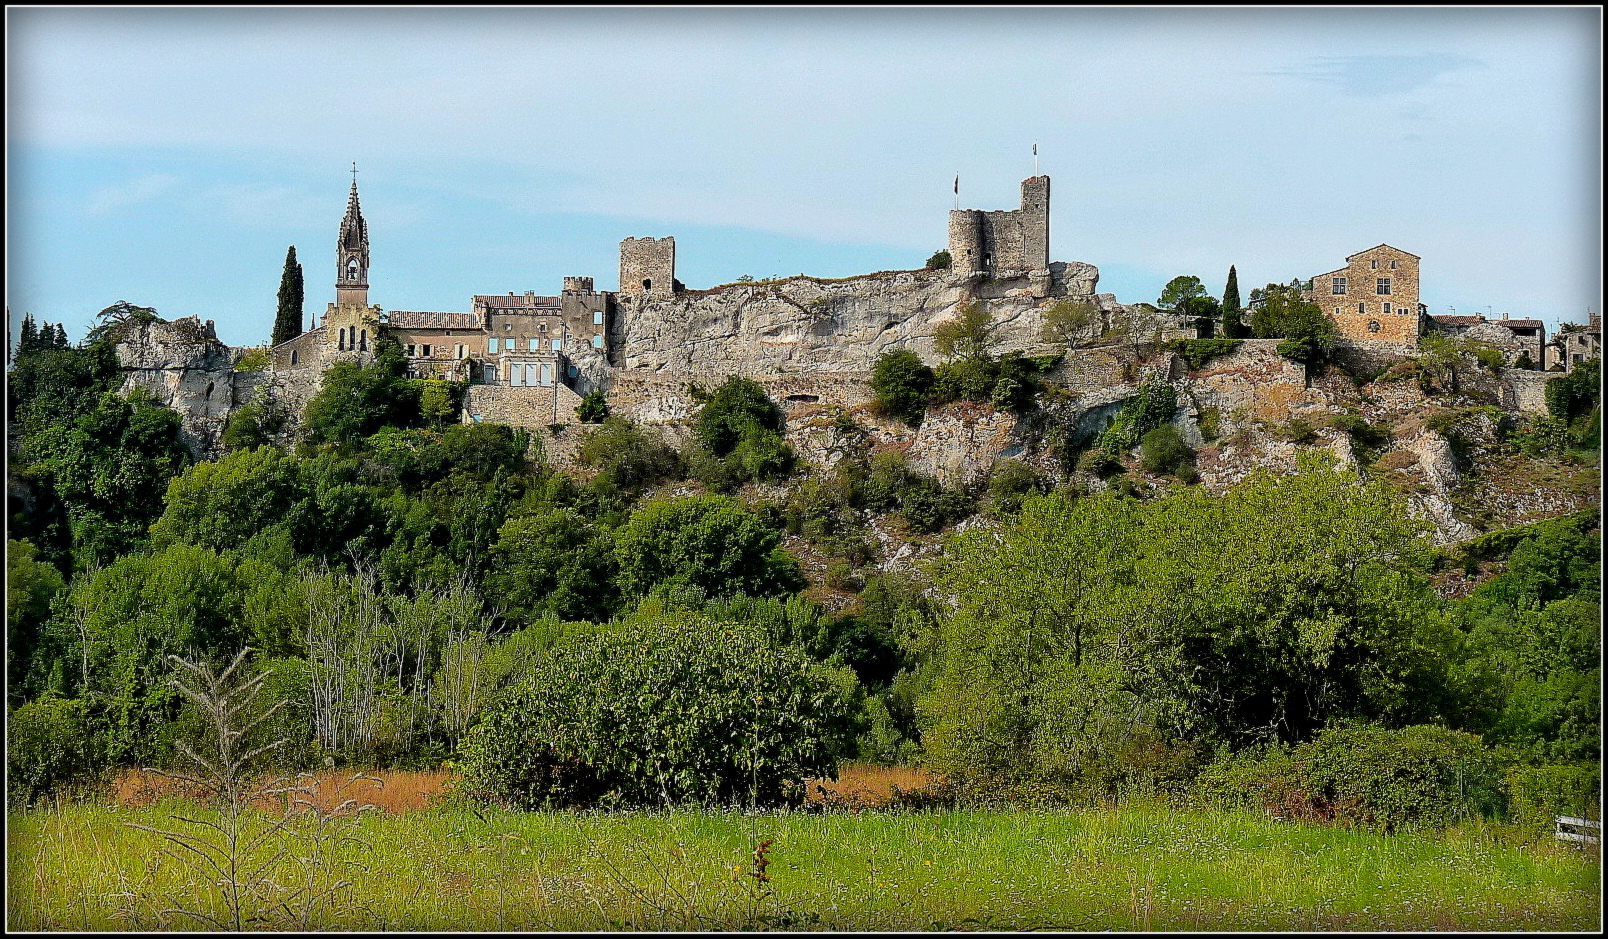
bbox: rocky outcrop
[612,262,1113,381]
[113,316,259,458]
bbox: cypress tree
[18,313,38,354]
[1222,265,1246,339]
[272,245,304,346]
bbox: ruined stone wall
[463,382,584,429]
[947,176,1050,277]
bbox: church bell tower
[324,164,379,358]
[335,169,369,308]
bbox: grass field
[7,767,1600,931]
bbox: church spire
[335,164,369,308]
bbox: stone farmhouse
[1305,245,1547,367]
[1546,311,1601,372]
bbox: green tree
[457,614,858,808]
[613,495,802,602]
[576,416,682,497]
[149,446,305,553]
[1041,299,1100,347]
[272,246,304,346]
[925,249,952,270]
[869,348,934,425]
[1221,265,1246,338]
[1249,283,1336,364]
[933,302,996,360]
[576,390,610,423]
[486,508,619,623]
[918,459,1448,786]
[1158,276,1208,317]
[692,375,783,458]
[300,334,421,444]
[17,313,39,355]
[8,539,65,706]
[419,379,455,427]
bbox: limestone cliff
[112,316,261,458]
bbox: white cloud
[85,174,178,214]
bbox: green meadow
[9,801,1599,932]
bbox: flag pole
[1033,143,1038,176]
[953,173,959,210]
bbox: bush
[986,459,1048,516]
[1504,762,1601,833]
[576,417,681,495]
[931,356,997,405]
[613,495,803,601]
[576,390,609,424]
[457,615,860,808]
[924,249,951,270]
[1169,338,1243,371]
[693,376,783,458]
[1097,381,1178,453]
[1139,424,1195,477]
[1196,724,1506,831]
[6,697,103,806]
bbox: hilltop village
[108,172,1599,544]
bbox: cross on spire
[351,162,359,184]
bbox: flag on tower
[953,174,959,195]
[1032,143,1037,156]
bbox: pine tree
[272,246,305,346]
[1222,265,1246,339]
[18,313,38,354]
[53,323,69,349]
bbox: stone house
[1306,244,1425,344]
[1546,312,1601,372]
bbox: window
[552,338,563,352]
[1358,302,1366,314]
[1383,302,1392,314]
[487,337,497,354]
[1376,278,1391,295]
[592,334,604,349]
[290,350,298,366]
[1390,260,1398,270]
[422,344,432,357]
[539,363,553,386]
[1335,307,1342,316]
[1368,320,1382,333]
[338,328,346,351]
[481,364,496,383]
[510,363,525,387]
[593,311,604,325]
[568,365,578,378]
[1331,276,1347,296]
[407,344,417,356]
[455,344,466,359]
[1370,260,1378,269]
[529,338,539,351]
[359,329,367,352]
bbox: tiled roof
[1500,319,1545,329]
[473,294,561,310]
[387,311,483,329]
[1428,315,1486,327]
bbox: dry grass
[805,763,942,809]
[109,767,456,816]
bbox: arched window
[643,278,652,290]
[338,328,346,350]
[291,350,298,366]
[359,329,368,351]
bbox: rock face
[113,316,259,458]
[612,262,1111,380]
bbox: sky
[5,6,1602,349]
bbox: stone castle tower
[324,173,379,356]
[948,175,1052,297]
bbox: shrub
[576,390,610,424]
[1196,724,1506,831]
[1504,761,1601,833]
[1169,338,1243,371]
[1139,424,1195,477]
[986,459,1048,516]
[576,417,681,495]
[457,615,859,808]
[1041,300,1099,346]
[6,696,103,806]
[613,495,803,601]
[232,348,270,372]
[1097,381,1177,453]
[924,249,951,270]
[693,376,783,458]
[869,349,934,426]
[931,356,997,404]
[897,476,973,534]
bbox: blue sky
[6,7,1601,348]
